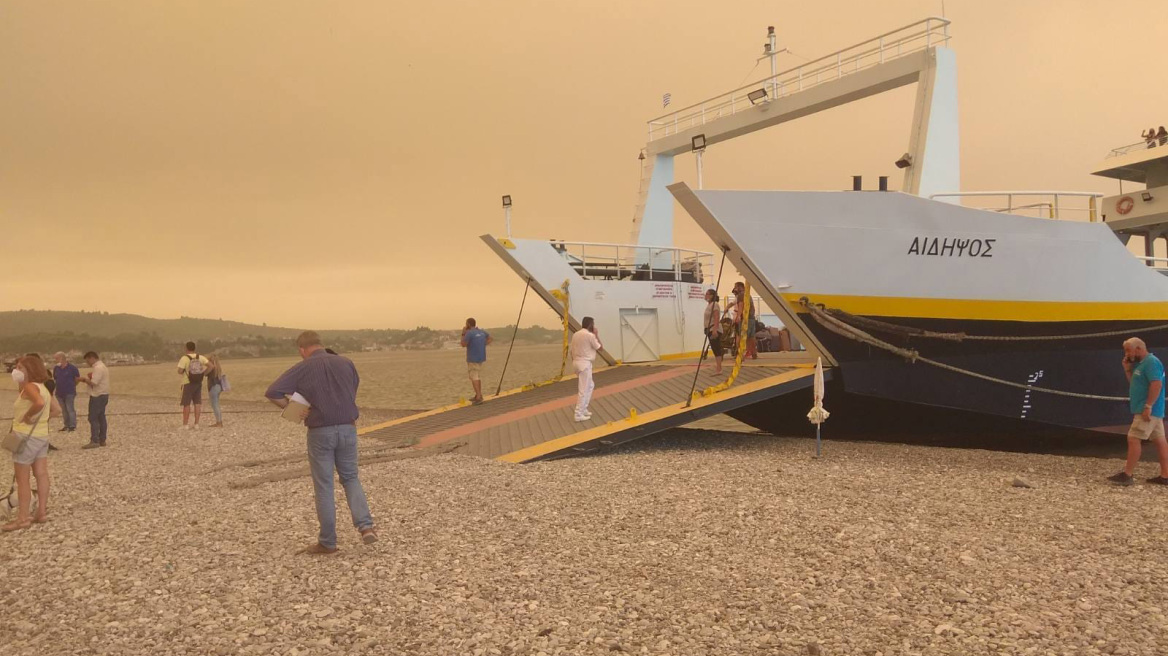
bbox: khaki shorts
[1128,415,1166,441]
[467,362,483,381]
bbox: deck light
[895,153,913,169]
[502,195,513,238]
[1142,191,1154,202]
[691,134,707,152]
[748,88,768,105]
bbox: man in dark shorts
[703,289,724,374]
[177,342,210,430]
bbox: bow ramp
[358,360,823,463]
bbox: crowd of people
[8,322,1167,546]
[3,343,230,531]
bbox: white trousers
[573,359,595,416]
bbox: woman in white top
[4,355,60,531]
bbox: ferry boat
[484,17,1168,441]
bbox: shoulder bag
[3,385,50,454]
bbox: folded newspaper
[281,393,311,423]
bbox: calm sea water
[1,344,579,411]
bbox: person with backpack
[177,342,210,430]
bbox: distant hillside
[0,310,302,340]
[0,310,560,361]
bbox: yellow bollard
[627,407,638,421]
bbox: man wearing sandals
[1108,337,1168,486]
[265,331,377,553]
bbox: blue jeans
[307,424,373,549]
[208,384,222,423]
[57,392,77,429]
[88,394,109,444]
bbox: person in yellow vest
[4,355,61,531]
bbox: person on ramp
[460,318,492,405]
[570,317,602,422]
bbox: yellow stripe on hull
[784,294,1168,323]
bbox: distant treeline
[0,325,561,362]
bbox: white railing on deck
[929,191,1103,222]
[1135,256,1168,275]
[1108,138,1168,158]
[646,17,951,142]
[550,240,714,284]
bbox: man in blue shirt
[265,331,376,554]
[1109,337,1168,485]
[460,318,492,405]
[52,352,80,432]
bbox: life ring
[1117,196,1135,215]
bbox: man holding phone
[1109,337,1168,485]
[570,316,602,422]
[460,318,492,405]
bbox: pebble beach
[2,392,1168,656]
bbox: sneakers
[180,424,190,431]
[81,442,101,450]
[1107,472,1135,486]
[361,528,378,545]
[1147,476,1168,485]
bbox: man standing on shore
[570,316,602,422]
[79,351,110,448]
[1109,337,1168,485]
[265,331,376,554]
[177,342,209,430]
[460,318,492,405]
[52,353,80,433]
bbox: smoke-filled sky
[3,0,1165,330]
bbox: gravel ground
[2,395,1167,655]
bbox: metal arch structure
[631,17,960,249]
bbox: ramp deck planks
[359,363,822,462]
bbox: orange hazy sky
[3,0,1166,330]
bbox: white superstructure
[485,17,963,364]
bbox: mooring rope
[549,279,572,380]
[494,278,532,397]
[801,299,1128,402]
[685,248,728,407]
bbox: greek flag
[662,92,671,108]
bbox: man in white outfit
[570,316,602,421]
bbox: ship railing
[646,17,951,142]
[929,191,1105,222]
[1107,139,1168,158]
[1134,256,1168,274]
[550,240,714,284]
